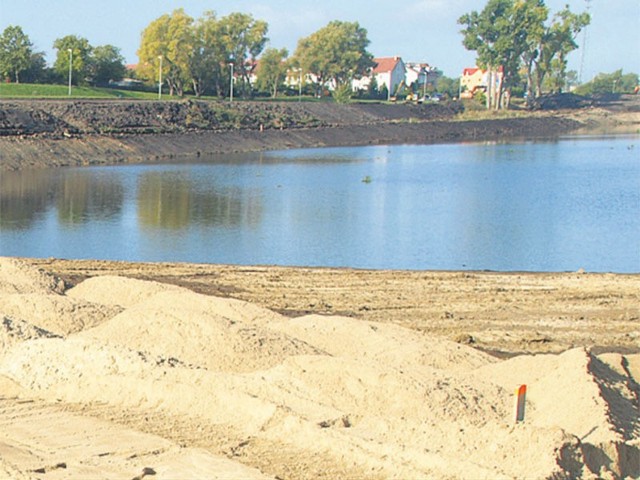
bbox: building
[405,62,441,91]
[460,67,503,98]
[352,56,406,97]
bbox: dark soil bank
[0,99,581,170]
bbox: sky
[0,0,638,80]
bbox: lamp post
[423,67,428,101]
[67,49,73,96]
[296,68,302,102]
[157,55,163,100]
[229,59,234,103]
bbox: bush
[332,83,353,104]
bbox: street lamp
[67,49,73,96]
[296,67,302,102]
[423,67,428,101]
[157,55,163,100]
[229,58,234,103]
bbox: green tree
[20,51,49,83]
[459,0,516,109]
[138,9,195,96]
[436,75,461,98]
[534,6,590,96]
[90,45,126,86]
[576,70,639,96]
[460,0,589,108]
[0,25,34,83]
[190,11,226,97]
[514,0,549,104]
[53,35,93,85]
[255,47,289,97]
[294,20,374,96]
[219,12,269,98]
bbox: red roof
[373,57,402,74]
[463,66,504,76]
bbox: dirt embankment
[0,99,588,170]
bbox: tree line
[0,26,126,86]
[136,9,375,99]
[0,9,374,100]
[0,2,637,103]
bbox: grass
[0,82,160,99]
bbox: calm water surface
[1,135,638,272]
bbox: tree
[459,0,516,109]
[190,11,226,97]
[459,0,589,108]
[53,35,93,85]
[436,75,461,98]
[533,6,590,97]
[20,51,49,83]
[138,9,195,96]
[90,45,126,86]
[294,20,374,96]
[0,25,33,83]
[255,47,289,97]
[514,0,549,104]
[576,70,639,96]
[219,12,268,98]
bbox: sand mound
[65,275,187,308]
[0,258,64,295]
[270,314,496,373]
[0,293,121,336]
[80,290,323,372]
[3,335,620,479]
[0,316,60,352]
[1,266,638,478]
[475,348,640,477]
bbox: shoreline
[0,98,609,171]
[23,257,640,357]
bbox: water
[1,135,638,272]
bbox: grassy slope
[0,83,159,99]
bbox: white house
[405,62,441,91]
[352,56,406,97]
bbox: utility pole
[579,0,592,83]
[229,60,234,103]
[67,49,73,96]
[157,56,163,100]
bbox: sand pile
[0,257,64,295]
[0,258,639,479]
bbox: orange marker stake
[515,384,527,423]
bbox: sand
[0,257,639,479]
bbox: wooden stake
[515,385,527,423]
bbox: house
[373,57,406,96]
[405,62,441,91]
[352,56,406,98]
[460,67,504,98]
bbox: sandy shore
[1,258,639,479]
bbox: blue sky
[0,0,638,80]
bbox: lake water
[1,135,638,272]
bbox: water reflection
[0,169,124,229]
[136,170,262,230]
[56,172,124,225]
[0,136,638,272]
[0,170,51,229]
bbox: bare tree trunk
[496,72,504,110]
[486,67,493,110]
